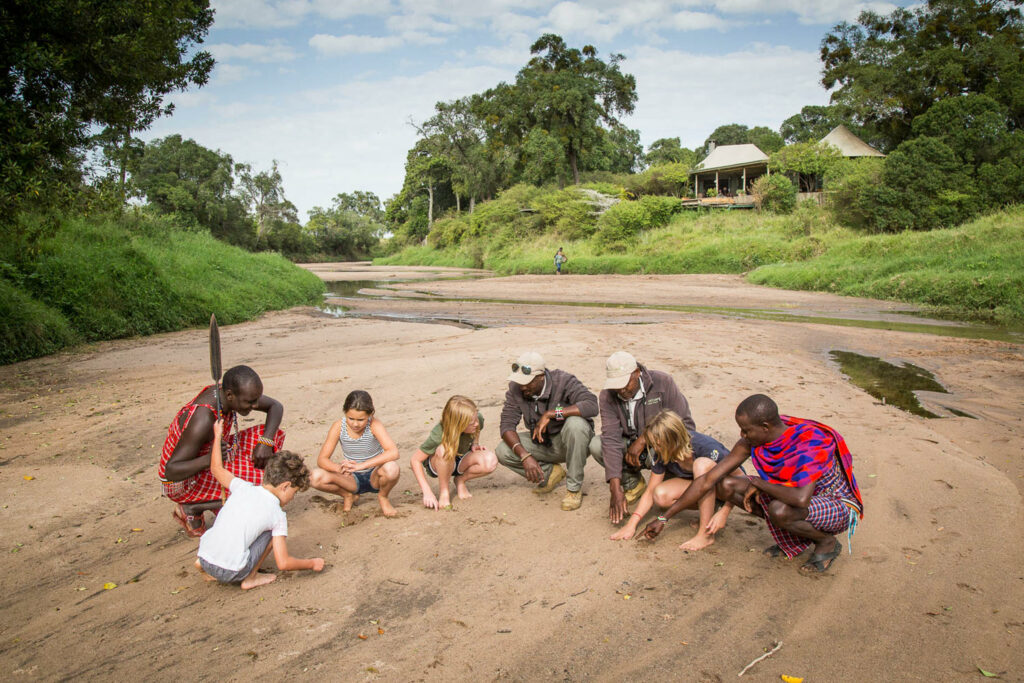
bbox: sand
[1,265,1021,681]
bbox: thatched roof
[693,144,768,173]
[820,125,884,157]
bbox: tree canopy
[0,0,214,221]
[821,0,1024,150]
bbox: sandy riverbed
[0,265,1021,680]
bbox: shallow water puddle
[829,350,958,418]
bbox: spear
[209,314,222,416]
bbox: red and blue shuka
[158,386,285,503]
[750,415,863,558]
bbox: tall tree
[0,0,214,220]
[237,161,298,250]
[130,134,252,246]
[487,34,637,185]
[702,124,783,156]
[644,138,691,166]
[332,191,385,223]
[821,0,1024,150]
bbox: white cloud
[211,0,392,28]
[309,34,404,54]
[624,43,830,150]
[208,40,299,63]
[212,62,253,83]
[669,10,729,30]
[386,13,459,34]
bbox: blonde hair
[440,395,478,462]
[643,410,692,466]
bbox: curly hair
[263,450,311,491]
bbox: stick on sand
[737,641,783,677]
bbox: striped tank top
[339,416,383,465]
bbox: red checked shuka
[158,386,285,503]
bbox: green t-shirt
[420,412,484,456]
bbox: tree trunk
[470,196,476,214]
[427,183,434,227]
[569,146,580,185]
[455,194,461,213]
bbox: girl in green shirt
[411,395,498,509]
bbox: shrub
[825,157,885,230]
[594,200,651,250]
[751,174,797,214]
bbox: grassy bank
[749,208,1024,323]
[1,214,325,365]
[376,202,1024,324]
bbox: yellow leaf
[131,528,143,532]
[357,634,368,640]
[23,475,34,481]
[781,676,804,683]
[623,594,631,600]
[103,582,117,590]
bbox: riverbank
[377,205,1024,324]
[0,213,325,365]
[1,265,1021,679]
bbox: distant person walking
[554,247,568,275]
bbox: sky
[146,0,908,219]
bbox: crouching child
[195,418,325,590]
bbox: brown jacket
[598,366,695,482]
[499,369,598,439]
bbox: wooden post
[715,172,719,194]
[742,167,747,193]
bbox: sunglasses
[511,363,533,375]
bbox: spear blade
[209,314,222,414]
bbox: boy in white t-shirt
[195,419,325,590]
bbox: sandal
[172,504,206,538]
[763,544,784,558]
[800,539,842,573]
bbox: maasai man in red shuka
[159,365,285,537]
[641,394,863,574]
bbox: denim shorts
[199,530,272,584]
[425,453,467,478]
[353,468,379,494]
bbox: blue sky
[147,0,908,218]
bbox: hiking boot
[624,478,647,504]
[561,490,583,511]
[532,463,566,494]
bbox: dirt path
[1,266,1021,680]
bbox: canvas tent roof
[820,125,884,157]
[693,144,769,172]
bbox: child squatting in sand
[610,409,740,551]
[310,390,401,517]
[411,395,498,509]
[195,419,324,590]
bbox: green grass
[376,196,1024,324]
[1,213,325,365]
[749,208,1024,323]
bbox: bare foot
[438,490,451,509]
[610,526,636,541]
[194,559,217,582]
[455,476,472,500]
[679,532,716,552]
[378,495,398,517]
[241,573,277,590]
[342,492,360,512]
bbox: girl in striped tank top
[310,390,400,517]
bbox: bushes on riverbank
[1,213,325,365]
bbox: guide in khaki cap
[591,351,735,550]
[495,351,600,511]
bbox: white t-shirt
[197,478,288,572]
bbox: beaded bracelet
[256,435,274,449]
[554,405,564,420]
[656,515,667,522]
